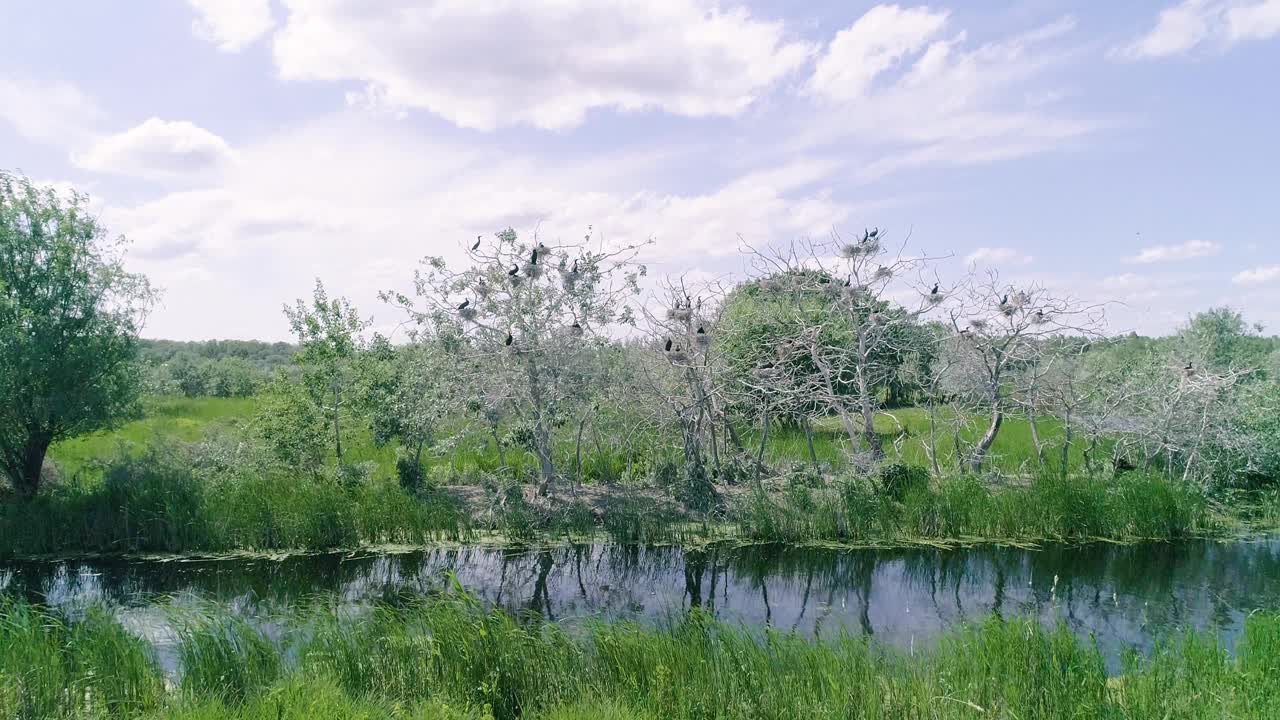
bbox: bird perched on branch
[508,265,519,277]
[931,283,939,296]
[456,299,469,311]
[471,236,482,251]
[530,248,539,265]
[505,332,514,346]
[664,338,672,352]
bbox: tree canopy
[0,172,155,498]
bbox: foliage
[0,171,156,498]
[4,595,1280,719]
[283,280,368,463]
[390,228,646,496]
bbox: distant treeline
[140,339,296,398]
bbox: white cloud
[269,0,813,131]
[0,74,100,146]
[965,246,1034,266]
[103,113,851,339]
[790,10,1094,172]
[1117,0,1280,59]
[1233,264,1280,285]
[1125,239,1220,263]
[187,0,275,52]
[806,5,950,104]
[73,118,237,179]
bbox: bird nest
[458,307,478,322]
[667,307,693,322]
[667,350,691,365]
[998,303,1016,317]
[839,239,881,258]
[873,266,893,281]
[926,293,944,305]
[694,333,711,348]
[522,263,544,280]
[969,318,988,330]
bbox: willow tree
[390,228,645,497]
[0,173,155,498]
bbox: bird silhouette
[1001,294,1009,305]
[471,236,481,251]
[930,283,939,295]
[457,299,470,310]
[505,332,514,346]
[570,259,578,274]
[508,265,519,277]
[696,326,705,334]
[571,322,582,331]
[530,248,539,265]
[664,338,672,352]
[1185,361,1194,371]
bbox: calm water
[3,538,1279,671]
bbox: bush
[396,452,428,492]
[875,462,929,500]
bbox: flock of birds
[454,239,586,349]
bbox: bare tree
[388,228,646,497]
[638,276,728,505]
[940,272,1105,473]
[740,230,943,465]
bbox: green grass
[49,397,1105,488]
[49,397,260,480]
[733,471,1215,544]
[0,394,1248,557]
[2,593,1279,719]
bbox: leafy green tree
[207,357,264,397]
[359,336,462,486]
[255,372,329,475]
[283,280,367,463]
[0,172,155,498]
[168,351,210,397]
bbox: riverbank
[3,590,1278,719]
[3,458,1276,560]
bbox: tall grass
[2,594,1278,719]
[735,471,1214,544]
[0,446,473,558]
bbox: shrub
[875,462,929,500]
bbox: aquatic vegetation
[2,594,1280,719]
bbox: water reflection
[3,539,1278,668]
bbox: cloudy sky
[3,0,1278,340]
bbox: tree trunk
[754,402,771,488]
[1059,411,1073,481]
[573,415,588,494]
[14,433,52,500]
[855,331,885,461]
[490,425,511,477]
[968,408,1003,473]
[333,383,343,463]
[526,363,557,497]
[1027,405,1045,469]
[724,413,743,452]
[534,417,556,497]
[802,416,819,471]
[925,399,943,479]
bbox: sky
[2,0,1278,341]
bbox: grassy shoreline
[3,590,1279,719]
[2,396,1275,560]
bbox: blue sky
[2,0,1278,340]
